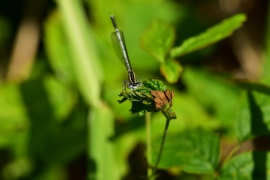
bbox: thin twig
[145,112,152,177]
[151,118,171,178]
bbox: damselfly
[110,15,142,91]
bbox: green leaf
[160,59,183,83]
[236,91,270,142]
[89,105,120,180]
[44,11,76,84]
[170,14,246,58]
[140,19,175,63]
[43,75,77,121]
[0,83,28,156]
[142,79,167,91]
[152,129,220,174]
[40,122,87,164]
[234,80,270,95]
[54,0,103,108]
[219,152,270,180]
[260,4,270,84]
[20,77,87,164]
[182,68,240,133]
[20,78,57,158]
[150,93,221,143]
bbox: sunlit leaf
[89,105,120,180]
[150,92,221,141]
[236,91,270,142]
[43,75,77,121]
[140,19,175,63]
[160,59,183,83]
[152,129,220,174]
[260,6,270,85]
[44,11,76,84]
[218,152,270,180]
[183,68,240,134]
[55,0,103,107]
[170,14,246,58]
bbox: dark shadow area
[0,148,13,177]
[20,78,55,157]
[122,143,147,180]
[248,91,270,180]
[87,157,97,180]
[113,115,145,140]
[67,153,87,180]
[252,151,267,180]
[19,78,88,179]
[19,78,55,179]
[248,91,270,137]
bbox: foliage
[118,79,176,120]
[140,13,246,83]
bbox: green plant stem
[151,118,171,178]
[145,112,152,178]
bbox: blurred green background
[0,0,269,179]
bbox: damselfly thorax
[127,70,141,90]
